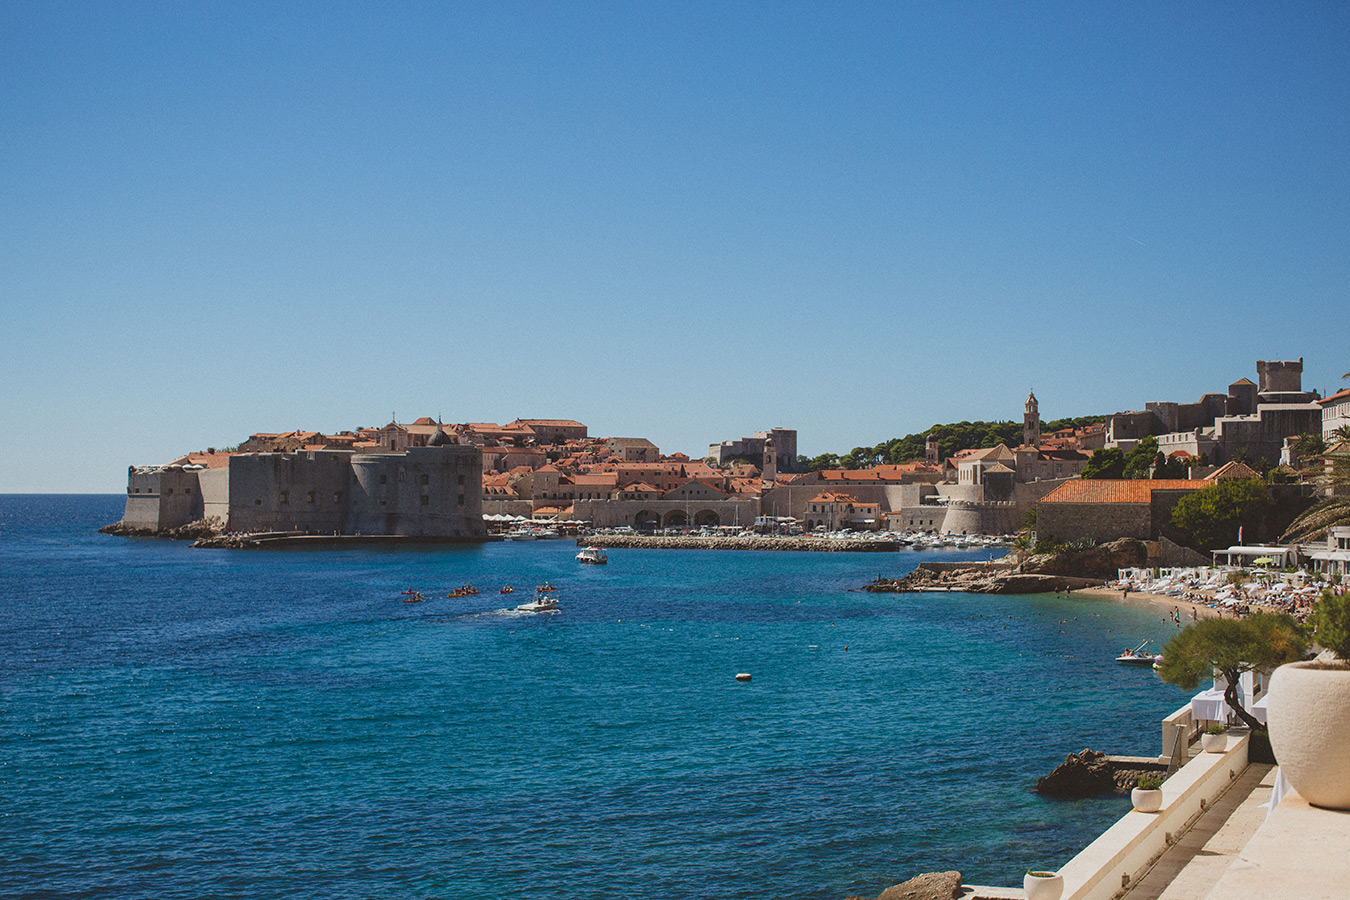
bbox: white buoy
[735,673,752,682]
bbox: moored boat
[1116,640,1162,665]
[576,546,608,565]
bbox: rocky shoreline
[578,534,902,552]
[1034,749,1168,798]
[860,538,1148,594]
[98,519,222,540]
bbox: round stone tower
[762,437,777,484]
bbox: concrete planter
[1267,660,1350,810]
[1201,731,1227,753]
[1131,788,1163,813]
[1023,871,1063,900]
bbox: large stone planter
[1131,788,1163,813]
[1266,661,1350,810]
[1201,731,1227,753]
[1023,871,1063,900]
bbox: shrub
[1137,774,1164,790]
[1205,724,1227,736]
[1310,589,1350,660]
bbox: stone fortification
[108,445,486,541]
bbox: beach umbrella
[1252,557,1274,566]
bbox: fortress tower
[925,433,940,465]
[1024,390,1041,448]
[1257,358,1304,395]
[762,437,777,483]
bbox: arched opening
[663,510,688,528]
[634,510,659,532]
[693,509,720,527]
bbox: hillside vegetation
[798,416,1105,471]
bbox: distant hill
[799,416,1106,471]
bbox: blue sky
[2,2,1347,492]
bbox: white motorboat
[576,546,608,565]
[1116,640,1162,666]
[515,593,559,613]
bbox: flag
[1238,525,1243,544]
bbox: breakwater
[577,534,901,552]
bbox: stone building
[119,439,485,540]
[1104,359,1321,466]
[708,428,797,472]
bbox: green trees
[1310,589,1350,660]
[1081,447,1126,479]
[1170,478,1273,551]
[798,414,1106,471]
[1158,613,1308,729]
[1080,436,1163,479]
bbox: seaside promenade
[954,736,1350,900]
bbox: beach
[1073,585,1220,624]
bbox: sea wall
[580,535,901,552]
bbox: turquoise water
[0,495,1190,899]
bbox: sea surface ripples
[0,495,1190,899]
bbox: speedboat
[1116,640,1162,665]
[576,546,608,565]
[515,592,559,613]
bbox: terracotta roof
[1205,461,1261,480]
[1039,479,1202,504]
[810,491,858,503]
[1319,388,1350,406]
[573,473,619,486]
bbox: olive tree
[1157,612,1307,730]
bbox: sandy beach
[1073,585,1221,623]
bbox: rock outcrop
[1035,749,1167,798]
[99,518,223,540]
[863,538,1148,594]
[845,870,963,900]
[1017,539,1148,578]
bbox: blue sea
[0,495,1191,899]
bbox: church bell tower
[1024,390,1041,448]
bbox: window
[280,491,289,504]
[379,474,387,485]
[421,495,429,506]
[457,474,465,485]
[333,492,343,503]
[421,474,429,485]
[307,491,316,503]
[457,494,465,506]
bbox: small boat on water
[500,585,515,595]
[448,583,480,598]
[515,588,559,613]
[1117,640,1162,666]
[403,591,425,604]
[576,546,608,565]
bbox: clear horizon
[3,3,1347,492]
